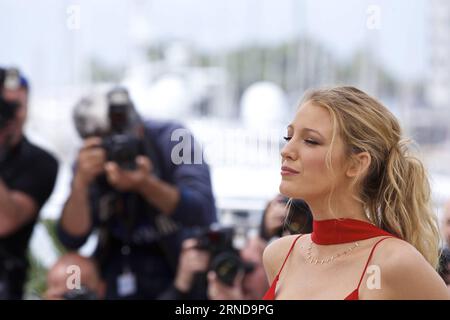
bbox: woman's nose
[281,141,298,161]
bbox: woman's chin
[279,182,296,198]
[279,181,309,200]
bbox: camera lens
[210,251,243,286]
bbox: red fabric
[262,275,278,300]
[262,218,397,300]
[344,289,359,300]
[262,235,304,300]
[311,218,394,245]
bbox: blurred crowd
[0,66,449,300]
[44,195,313,300]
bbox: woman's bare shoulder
[364,238,449,299]
[262,234,304,283]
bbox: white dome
[131,74,191,119]
[240,81,288,129]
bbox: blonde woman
[263,86,449,300]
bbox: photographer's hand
[207,270,245,300]
[61,137,105,238]
[74,137,106,187]
[104,155,152,192]
[106,156,181,214]
[174,239,210,293]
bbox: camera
[194,225,254,286]
[102,88,142,170]
[102,133,141,170]
[73,87,143,170]
[0,68,21,130]
[102,87,143,170]
[62,286,98,300]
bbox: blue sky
[0,0,428,90]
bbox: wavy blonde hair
[301,86,440,268]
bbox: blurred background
[0,0,449,297]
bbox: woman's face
[280,101,348,202]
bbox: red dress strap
[345,236,394,300]
[356,236,394,290]
[276,234,304,278]
[262,234,304,300]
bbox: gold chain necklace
[306,240,359,265]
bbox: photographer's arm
[0,148,57,236]
[105,122,216,225]
[0,179,37,236]
[59,138,105,242]
[138,174,180,215]
[166,165,216,226]
[104,156,180,215]
[60,176,93,237]
[160,123,216,226]
[105,156,213,222]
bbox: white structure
[240,81,288,129]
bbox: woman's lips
[281,166,300,176]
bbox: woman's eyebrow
[302,128,324,139]
[288,124,324,139]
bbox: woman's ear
[346,151,371,178]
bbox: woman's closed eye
[304,139,319,146]
[283,136,320,146]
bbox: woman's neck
[306,193,370,223]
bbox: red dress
[262,218,396,300]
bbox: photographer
[439,200,450,289]
[0,67,58,299]
[438,248,450,288]
[163,229,267,300]
[161,199,313,300]
[205,199,312,300]
[45,253,105,300]
[207,197,313,300]
[442,199,450,249]
[208,235,269,300]
[157,238,210,300]
[57,88,216,299]
[259,196,313,242]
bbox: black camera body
[62,286,98,300]
[102,133,142,170]
[0,68,21,130]
[102,87,143,170]
[194,225,254,286]
[0,97,18,130]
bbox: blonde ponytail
[367,139,440,268]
